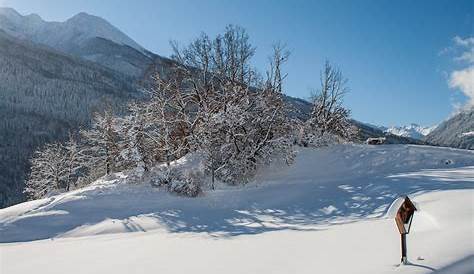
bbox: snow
[362,123,436,140]
[1,144,473,274]
[384,124,436,140]
[460,131,474,137]
[0,7,144,52]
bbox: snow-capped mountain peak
[362,122,435,140]
[385,123,435,139]
[0,7,20,17]
[0,7,144,53]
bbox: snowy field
[1,144,473,274]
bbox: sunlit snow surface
[1,144,473,274]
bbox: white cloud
[449,66,474,107]
[453,36,474,47]
[448,36,474,109]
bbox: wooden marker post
[395,196,417,265]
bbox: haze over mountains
[0,7,471,208]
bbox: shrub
[167,170,203,197]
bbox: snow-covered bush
[149,166,203,197]
[150,166,182,187]
[297,124,350,148]
[167,170,203,197]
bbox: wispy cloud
[447,36,474,110]
[449,67,474,107]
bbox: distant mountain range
[365,123,435,140]
[351,121,426,145]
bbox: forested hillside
[424,109,474,150]
[0,30,141,206]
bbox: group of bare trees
[24,25,355,199]
[24,137,86,199]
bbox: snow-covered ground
[1,144,473,274]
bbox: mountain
[0,29,142,207]
[424,109,474,150]
[383,124,435,140]
[0,8,143,51]
[351,120,426,145]
[362,123,434,140]
[0,8,155,77]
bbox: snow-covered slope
[1,144,473,273]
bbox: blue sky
[2,0,473,126]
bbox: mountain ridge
[0,7,144,51]
[0,7,152,77]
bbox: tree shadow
[406,261,437,272]
[432,255,474,274]
[1,165,473,243]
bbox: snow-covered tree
[81,108,122,176]
[120,102,155,171]
[24,143,66,199]
[62,136,87,191]
[147,73,191,166]
[24,135,88,199]
[169,27,295,186]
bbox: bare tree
[24,143,66,199]
[169,29,294,185]
[120,102,157,172]
[63,135,87,191]
[81,107,121,176]
[309,61,353,139]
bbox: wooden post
[401,233,407,264]
[395,196,416,265]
